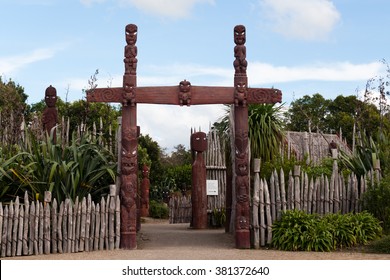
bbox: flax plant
[1,130,116,203]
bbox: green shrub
[362,177,390,233]
[149,200,169,219]
[367,235,390,254]
[271,210,382,252]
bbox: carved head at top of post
[45,85,57,108]
[142,164,150,179]
[234,25,246,46]
[125,24,138,46]
[190,132,207,153]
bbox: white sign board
[206,180,218,196]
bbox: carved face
[234,25,246,45]
[191,132,207,152]
[45,85,57,108]
[125,24,138,45]
[179,80,191,93]
[121,149,137,175]
[142,165,150,178]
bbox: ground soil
[3,218,390,260]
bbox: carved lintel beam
[87,86,282,105]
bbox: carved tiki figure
[140,164,150,217]
[42,85,58,138]
[124,24,138,75]
[233,25,247,75]
[190,131,208,229]
[179,80,192,106]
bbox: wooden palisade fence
[251,157,381,248]
[0,190,120,258]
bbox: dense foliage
[0,131,116,203]
[271,210,382,252]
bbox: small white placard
[207,180,218,195]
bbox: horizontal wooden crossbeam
[86,86,282,105]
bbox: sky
[1,0,389,152]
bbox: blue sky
[1,0,389,151]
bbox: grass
[366,235,390,254]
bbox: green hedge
[149,200,169,219]
[271,210,382,252]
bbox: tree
[285,93,331,133]
[213,103,285,164]
[0,77,28,148]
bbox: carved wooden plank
[22,192,29,255]
[64,199,70,253]
[115,196,120,249]
[52,198,58,254]
[12,197,19,257]
[104,196,109,249]
[109,195,115,250]
[274,170,281,220]
[303,172,309,213]
[293,166,301,210]
[58,202,64,253]
[99,198,105,250]
[74,197,80,253]
[259,179,265,247]
[94,203,100,251]
[38,202,43,254]
[325,176,330,214]
[1,206,8,258]
[312,177,319,214]
[279,169,286,212]
[79,197,87,252]
[29,201,35,255]
[308,178,314,214]
[43,203,50,254]
[263,180,272,245]
[270,172,276,222]
[85,195,91,252]
[287,171,294,210]
[90,201,96,250]
[7,201,14,256]
[17,206,24,256]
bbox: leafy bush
[366,235,390,254]
[149,200,169,219]
[271,210,382,252]
[362,177,390,233]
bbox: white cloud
[0,48,59,75]
[259,0,341,41]
[248,61,384,84]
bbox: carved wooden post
[42,85,58,142]
[120,24,138,249]
[191,131,208,229]
[233,25,250,248]
[140,164,150,217]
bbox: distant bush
[362,176,390,233]
[366,235,390,254]
[271,210,382,252]
[149,200,169,219]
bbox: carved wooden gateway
[87,24,282,249]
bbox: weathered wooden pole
[191,131,208,229]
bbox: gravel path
[3,219,390,260]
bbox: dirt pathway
[2,219,390,260]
